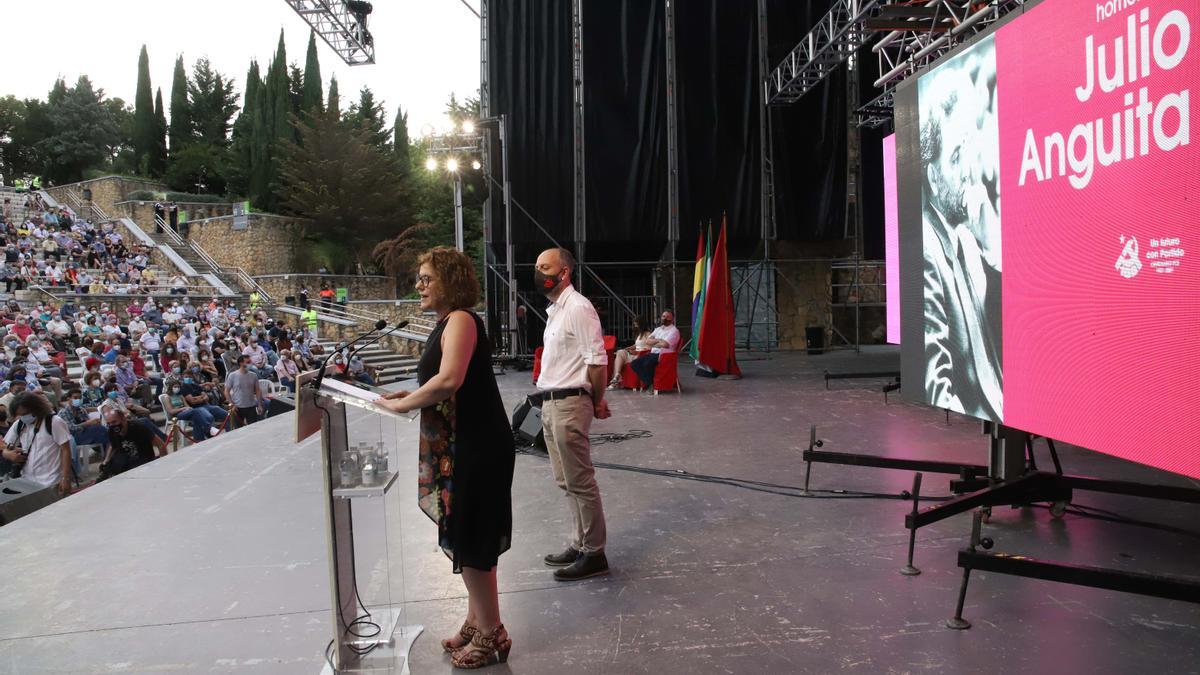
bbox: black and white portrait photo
[918,35,1003,422]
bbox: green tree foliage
[188,58,238,147]
[132,45,157,175]
[345,87,390,150]
[301,32,323,115]
[164,143,229,195]
[151,88,168,176]
[0,96,37,181]
[227,60,261,198]
[36,76,122,184]
[168,56,193,155]
[392,106,410,175]
[288,64,305,119]
[327,76,340,117]
[279,108,410,273]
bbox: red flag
[697,215,741,377]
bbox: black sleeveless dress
[417,310,515,573]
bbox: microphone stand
[310,319,388,391]
[347,320,409,365]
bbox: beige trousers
[541,395,607,554]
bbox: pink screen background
[883,134,900,344]
[996,0,1200,477]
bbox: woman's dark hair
[633,316,649,333]
[9,391,52,420]
[415,246,481,310]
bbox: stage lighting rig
[282,0,376,66]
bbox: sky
[1,0,482,137]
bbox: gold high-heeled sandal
[451,624,511,669]
[441,621,477,653]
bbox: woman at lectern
[375,247,516,669]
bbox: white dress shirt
[537,285,607,392]
[649,324,681,354]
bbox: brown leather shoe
[543,547,581,567]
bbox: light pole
[425,115,517,356]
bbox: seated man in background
[629,310,681,389]
[99,408,165,480]
[58,387,108,479]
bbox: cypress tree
[327,76,340,117]
[132,45,156,174]
[229,61,260,200]
[302,32,323,115]
[393,106,410,174]
[168,56,193,155]
[152,88,168,177]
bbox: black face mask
[533,269,563,295]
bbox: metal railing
[228,267,276,306]
[64,188,110,222]
[154,216,187,247]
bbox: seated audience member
[1,391,71,495]
[162,379,227,441]
[274,349,299,392]
[609,316,653,389]
[99,408,164,480]
[629,310,682,389]
[346,352,376,386]
[58,387,108,479]
[241,336,271,378]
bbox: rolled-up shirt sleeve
[571,302,608,366]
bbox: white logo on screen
[1115,236,1142,278]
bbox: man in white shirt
[533,247,612,581]
[629,310,681,388]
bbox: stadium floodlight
[425,157,439,171]
[446,158,459,172]
[462,121,476,135]
[471,160,482,171]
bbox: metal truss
[766,0,882,105]
[282,0,376,66]
[860,0,1026,127]
[766,0,1026,126]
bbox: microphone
[347,320,409,364]
[311,319,388,390]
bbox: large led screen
[883,133,900,344]
[898,0,1199,478]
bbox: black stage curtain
[857,45,887,260]
[675,0,761,255]
[487,0,574,261]
[766,0,848,244]
[583,0,668,255]
[488,0,862,257]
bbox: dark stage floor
[2,346,1198,674]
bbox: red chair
[603,335,617,382]
[532,346,543,385]
[652,351,682,395]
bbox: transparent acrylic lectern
[296,371,424,674]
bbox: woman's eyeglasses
[415,274,433,287]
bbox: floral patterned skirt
[418,397,456,554]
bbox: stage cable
[515,429,952,502]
